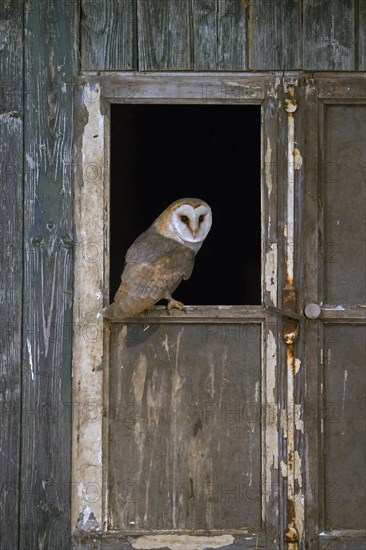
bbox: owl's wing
[102,228,195,319]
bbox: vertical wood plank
[0,2,23,548]
[218,0,248,70]
[81,0,137,70]
[20,0,78,547]
[359,0,366,69]
[304,0,356,70]
[193,0,248,70]
[250,0,302,70]
[137,0,191,70]
[192,0,218,70]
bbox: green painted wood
[81,0,137,70]
[0,2,23,548]
[137,0,191,70]
[250,0,302,70]
[20,0,77,547]
[359,0,366,69]
[304,0,356,70]
[192,0,248,70]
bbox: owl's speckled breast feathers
[102,198,212,320]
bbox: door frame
[71,71,300,548]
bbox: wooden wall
[81,0,366,71]
[1,1,77,548]
[0,0,365,548]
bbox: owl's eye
[180,215,189,223]
[198,214,205,223]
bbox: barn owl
[102,198,212,319]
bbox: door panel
[305,76,366,549]
[323,325,366,530]
[108,322,262,531]
[323,105,366,305]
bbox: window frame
[72,72,286,546]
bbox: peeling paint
[293,147,302,170]
[162,333,171,361]
[341,369,348,421]
[131,534,235,550]
[294,451,304,543]
[72,82,106,532]
[295,405,303,432]
[283,84,302,549]
[294,357,301,375]
[263,328,278,515]
[265,135,273,198]
[83,506,92,525]
[265,243,278,305]
[26,337,35,381]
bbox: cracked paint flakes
[263,328,278,513]
[72,81,105,530]
[265,242,278,305]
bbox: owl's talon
[166,298,186,314]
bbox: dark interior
[110,104,261,305]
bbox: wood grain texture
[217,0,248,70]
[137,0,191,70]
[250,0,302,70]
[192,0,218,70]
[0,2,23,548]
[304,0,356,70]
[359,0,366,69]
[102,72,267,103]
[20,0,77,547]
[108,323,262,531]
[81,0,137,70]
[192,0,248,70]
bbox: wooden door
[100,74,284,549]
[304,75,366,549]
[72,73,365,549]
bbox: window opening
[110,104,261,305]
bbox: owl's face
[154,198,212,247]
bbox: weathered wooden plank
[0,2,23,548]
[137,0,191,70]
[323,326,366,529]
[20,0,77,547]
[81,0,137,70]
[250,0,302,70]
[106,305,265,323]
[359,0,366,69]
[318,75,366,98]
[108,323,262,531]
[303,78,322,550]
[323,105,366,305]
[101,72,267,103]
[192,0,248,70]
[192,0,218,70]
[218,0,248,70]
[304,0,356,70]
